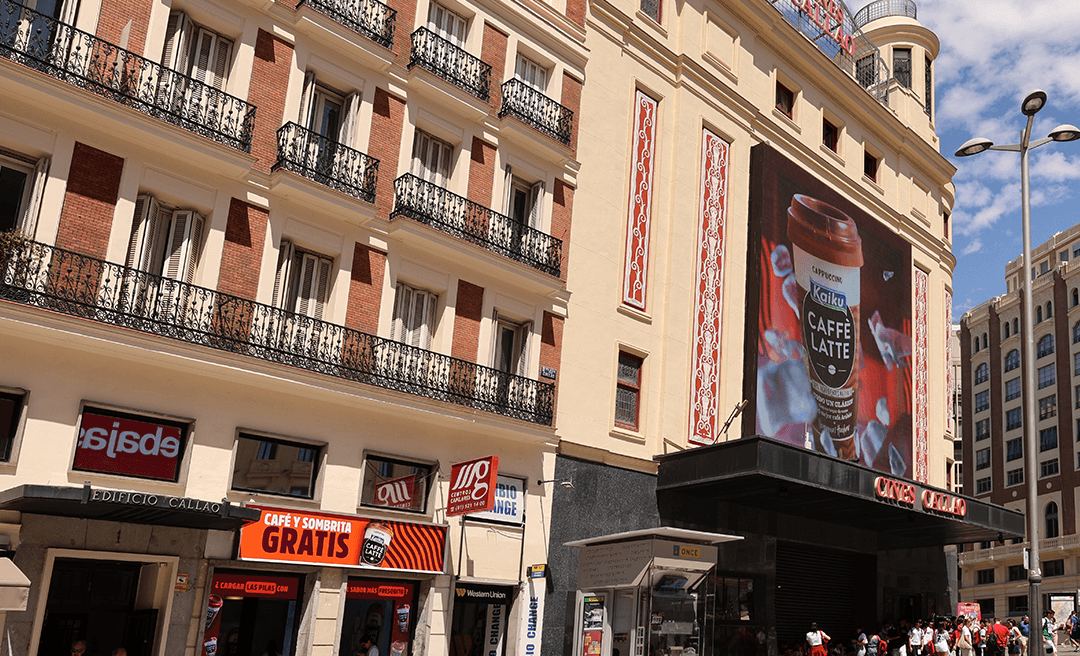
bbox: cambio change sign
[74,410,185,481]
[447,456,499,516]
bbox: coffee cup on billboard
[396,604,410,632]
[362,522,394,565]
[204,637,217,656]
[205,594,223,629]
[390,640,406,656]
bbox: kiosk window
[203,570,303,656]
[341,579,419,656]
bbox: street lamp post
[956,90,1080,629]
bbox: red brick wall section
[540,311,564,420]
[561,72,583,156]
[565,0,586,28]
[481,23,508,113]
[551,180,574,281]
[452,280,484,361]
[369,88,407,221]
[95,0,154,55]
[345,242,386,334]
[55,142,125,260]
[248,29,293,173]
[218,199,268,300]
[466,137,496,208]
[386,0,417,63]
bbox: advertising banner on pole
[447,456,499,516]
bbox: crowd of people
[799,609,1080,656]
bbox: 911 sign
[447,456,499,516]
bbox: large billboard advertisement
[744,144,912,477]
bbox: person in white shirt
[911,620,925,656]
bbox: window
[1005,349,1021,372]
[1044,559,1064,577]
[1045,502,1060,538]
[863,150,879,183]
[1006,437,1023,461]
[1073,288,1079,307]
[1075,351,1080,376]
[515,54,549,91]
[1041,458,1059,478]
[298,73,360,146]
[427,0,467,44]
[822,118,839,152]
[1005,408,1022,431]
[976,568,994,585]
[1008,564,1027,581]
[973,337,979,353]
[1003,321,1010,339]
[493,311,531,377]
[975,419,990,441]
[1005,377,1021,401]
[977,599,995,617]
[0,390,26,462]
[1039,395,1057,420]
[1063,250,1071,263]
[1041,261,1050,275]
[640,0,660,22]
[503,167,544,229]
[775,81,795,119]
[1008,596,1028,615]
[359,454,433,513]
[615,351,644,430]
[975,477,991,494]
[924,56,933,116]
[1038,364,1056,389]
[391,282,438,349]
[974,363,989,385]
[125,194,206,287]
[1037,306,1043,323]
[855,55,876,88]
[162,12,233,90]
[893,47,912,89]
[974,390,989,413]
[975,448,990,470]
[411,129,453,186]
[943,211,949,238]
[1006,468,1023,486]
[1046,301,1053,318]
[1076,384,1080,409]
[1040,427,1058,451]
[1075,321,1080,344]
[0,153,47,235]
[1038,334,1055,358]
[232,434,320,498]
[272,240,333,320]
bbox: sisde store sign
[447,456,499,516]
[74,409,186,481]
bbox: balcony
[499,78,573,147]
[0,237,555,426]
[0,1,255,152]
[853,0,917,28]
[391,174,562,277]
[297,0,395,49]
[408,27,490,101]
[273,122,379,203]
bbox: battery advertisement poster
[744,143,913,477]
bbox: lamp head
[1049,124,1080,143]
[1022,89,1047,116]
[955,137,993,157]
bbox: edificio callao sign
[87,488,222,514]
[874,476,967,517]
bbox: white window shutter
[527,181,544,229]
[392,283,412,342]
[163,210,196,281]
[516,322,532,377]
[183,212,206,285]
[502,165,513,216]
[125,194,159,271]
[423,291,437,349]
[407,291,427,347]
[339,92,362,148]
[299,71,316,128]
[191,28,215,83]
[296,253,318,317]
[161,12,191,71]
[272,239,295,309]
[57,0,78,28]
[210,35,233,90]
[313,257,332,320]
[21,156,49,237]
[410,131,428,178]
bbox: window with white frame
[391,282,438,349]
[503,166,544,229]
[492,311,531,377]
[0,151,48,235]
[515,54,549,91]
[162,12,234,90]
[411,130,453,187]
[297,72,361,146]
[427,1,467,45]
[272,239,334,320]
[126,194,206,285]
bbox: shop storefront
[449,582,515,656]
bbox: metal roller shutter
[775,542,876,645]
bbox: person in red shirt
[990,618,1011,656]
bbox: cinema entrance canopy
[656,437,1025,550]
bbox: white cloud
[961,238,982,256]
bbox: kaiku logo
[74,411,184,481]
[809,280,847,310]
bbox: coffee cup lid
[787,194,863,267]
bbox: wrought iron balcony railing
[499,78,572,147]
[0,0,256,152]
[274,122,380,203]
[0,237,555,425]
[853,0,917,28]
[298,0,396,49]
[391,174,562,277]
[408,28,490,101]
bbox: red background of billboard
[73,411,183,481]
[744,144,913,477]
[447,456,499,516]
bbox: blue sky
[849,0,1080,319]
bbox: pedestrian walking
[958,617,975,656]
[808,623,831,656]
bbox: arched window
[1046,501,1060,539]
[1004,322,1011,338]
[974,363,989,385]
[982,333,988,349]
[1014,318,1019,334]
[1038,334,1055,358]
[1073,288,1079,307]
[973,338,980,353]
[1037,306,1043,323]
[1046,301,1053,318]
[1005,349,1021,372]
